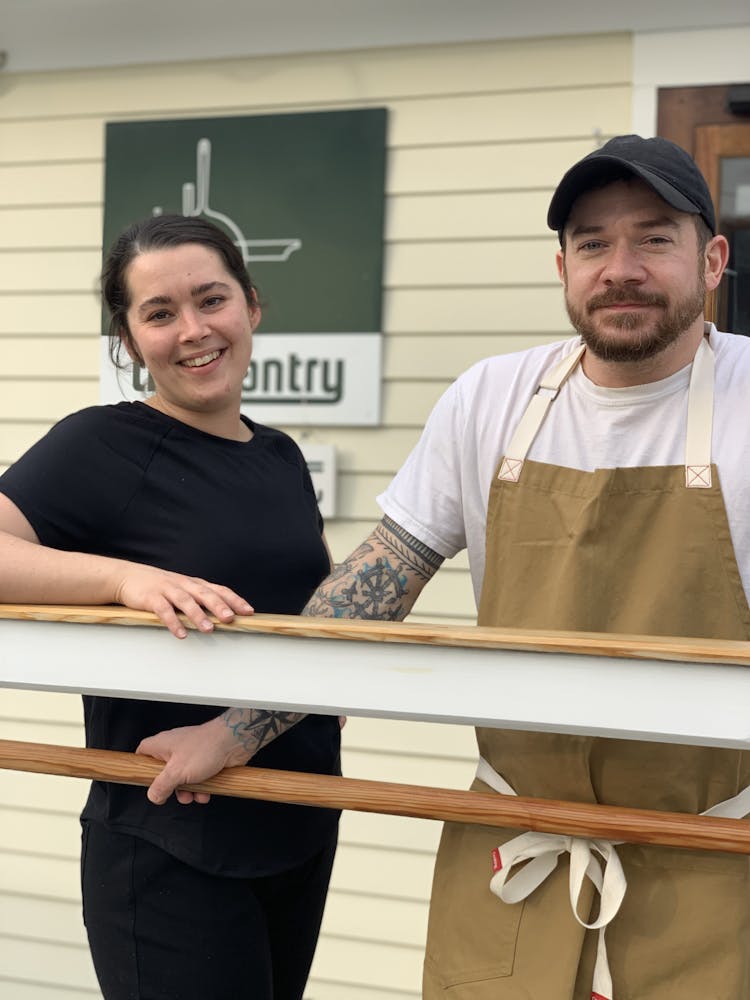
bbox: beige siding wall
[0,33,632,997]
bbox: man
[141,136,750,999]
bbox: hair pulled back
[101,214,258,367]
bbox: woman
[0,215,341,1000]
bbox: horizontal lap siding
[0,32,632,997]
[0,708,475,997]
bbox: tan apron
[423,335,750,1000]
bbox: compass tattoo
[302,516,444,620]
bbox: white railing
[2,605,750,852]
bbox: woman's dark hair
[102,214,258,368]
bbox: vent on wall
[727,84,750,116]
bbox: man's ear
[703,234,730,294]
[555,248,566,285]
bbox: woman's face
[123,243,260,436]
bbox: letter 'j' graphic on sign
[153,138,302,265]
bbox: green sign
[101,109,387,424]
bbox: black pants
[81,821,337,1000]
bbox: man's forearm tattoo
[377,516,444,577]
[222,708,304,755]
[302,516,444,620]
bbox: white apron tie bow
[479,757,624,1000]
[477,755,750,1000]
[489,828,625,1000]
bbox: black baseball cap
[547,134,717,240]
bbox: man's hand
[136,715,252,805]
[114,566,253,638]
[136,708,307,805]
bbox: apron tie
[490,829,624,1000]
[477,755,750,1000]
[478,757,624,1000]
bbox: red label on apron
[491,847,502,872]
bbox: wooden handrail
[1,603,750,665]
[2,739,750,855]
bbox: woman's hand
[113,566,253,638]
[136,715,252,805]
[0,497,252,638]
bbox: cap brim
[547,155,702,233]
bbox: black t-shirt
[0,402,340,876]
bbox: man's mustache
[586,288,668,313]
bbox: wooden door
[694,124,750,335]
[658,86,750,335]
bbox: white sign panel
[100,335,381,427]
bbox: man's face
[557,179,706,364]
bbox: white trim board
[2,613,750,750]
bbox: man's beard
[565,271,706,364]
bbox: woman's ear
[121,327,144,366]
[248,293,262,331]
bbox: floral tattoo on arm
[225,519,443,755]
[221,707,305,756]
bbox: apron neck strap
[685,335,714,488]
[497,344,585,483]
[497,335,715,487]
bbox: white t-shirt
[378,326,750,607]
